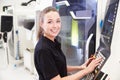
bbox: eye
[57,20,61,23]
[48,21,52,24]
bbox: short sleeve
[36,49,59,79]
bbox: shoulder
[35,48,52,57]
[35,38,49,52]
[34,48,54,63]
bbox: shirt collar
[41,35,61,48]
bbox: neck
[43,34,55,42]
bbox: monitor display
[1,15,13,32]
[23,19,34,30]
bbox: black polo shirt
[34,35,67,80]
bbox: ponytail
[37,26,43,40]
[37,11,44,40]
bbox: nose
[53,22,58,28]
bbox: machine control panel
[85,0,119,80]
[85,51,108,80]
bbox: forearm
[52,58,102,80]
[67,65,85,73]
[51,69,89,80]
[62,69,88,80]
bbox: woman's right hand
[85,57,102,74]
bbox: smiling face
[41,11,61,41]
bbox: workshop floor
[0,47,37,80]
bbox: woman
[34,6,102,80]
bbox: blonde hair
[37,6,58,40]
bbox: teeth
[51,29,57,33]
